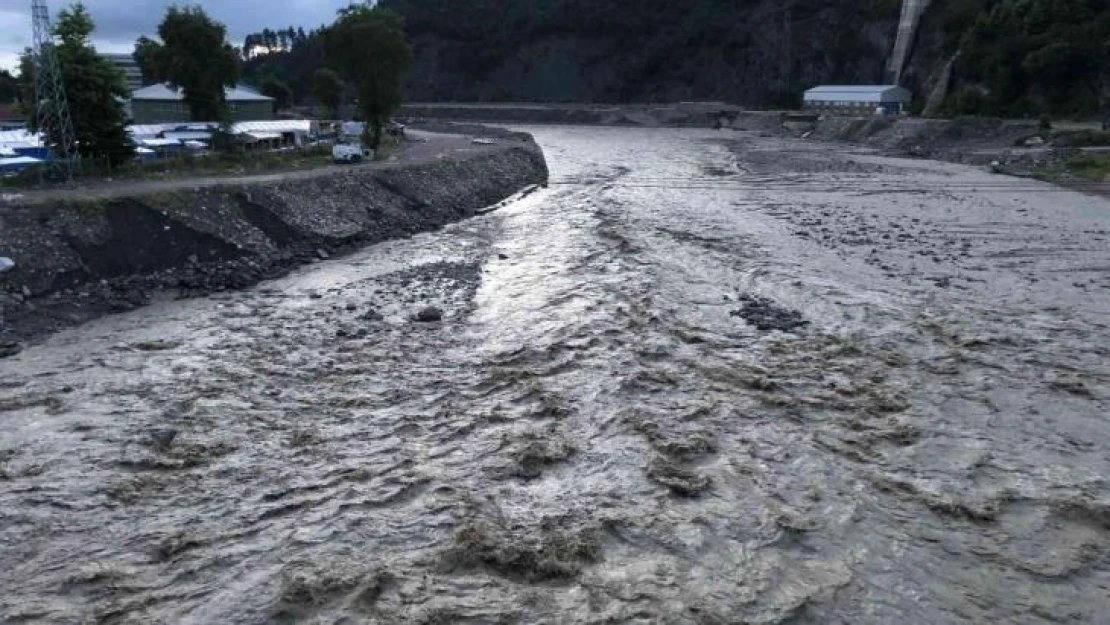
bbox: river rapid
[2,127,1108,624]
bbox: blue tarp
[14,147,48,160]
[0,156,43,172]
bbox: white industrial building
[803,85,912,115]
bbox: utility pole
[783,6,794,95]
[31,0,78,181]
[1101,68,1109,131]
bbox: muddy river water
[2,127,1108,624]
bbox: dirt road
[1,127,1107,623]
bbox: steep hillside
[381,0,1109,117]
[380,0,904,106]
[905,0,1109,117]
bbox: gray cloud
[0,0,356,70]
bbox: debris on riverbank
[730,294,809,332]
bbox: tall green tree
[137,5,241,122]
[260,77,292,111]
[313,68,344,119]
[241,26,326,104]
[133,36,164,85]
[0,70,19,104]
[21,3,133,168]
[263,28,277,52]
[324,3,412,148]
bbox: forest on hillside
[235,0,1109,118]
[378,0,905,106]
[916,0,1109,116]
[238,26,327,110]
[376,0,1109,116]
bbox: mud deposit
[1,127,1109,623]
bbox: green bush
[1052,130,1110,147]
[764,88,802,111]
[1067,153,1110,180]
[0,164,46,188]
[943,86,991,116]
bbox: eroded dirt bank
[400,102,740,127]
[0,140,548,345]
[0,127,1107,623]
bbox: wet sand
[1,127,1107,623]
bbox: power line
[31,0,78,182]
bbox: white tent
[0,129,41,150]
[233,120,311,134]
[244,131,282,141]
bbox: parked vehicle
[332,143,370,163]
[386,121,406,138]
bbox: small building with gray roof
[129,84,274,124]
[803,85,912,115]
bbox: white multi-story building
[100,53,145,92]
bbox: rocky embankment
[410,106,1104,193]
[0,141,548,348]
[402,105,1056,166]
[400,103,741,128]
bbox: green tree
[324,3,412,149]
[139,5,242,121]
[313,68,344,119]
[241,26,326,106]
[0,69,19,104]
[22,3,133,169]
[133,36,164,85]
[260,76,293,111]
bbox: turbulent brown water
[2,127,1108,624]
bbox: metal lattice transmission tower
[31,0,78,180]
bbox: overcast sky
[0,0,356,71]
